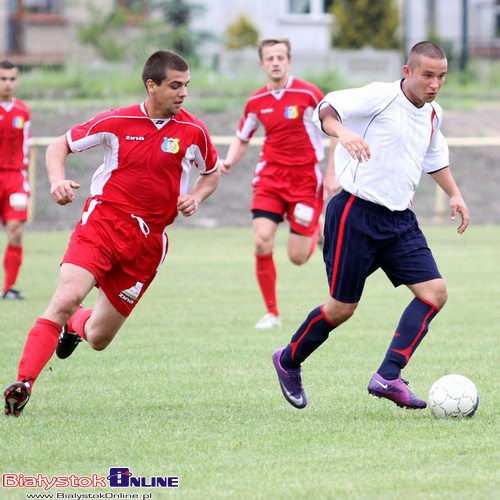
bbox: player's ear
[146,79,156,93]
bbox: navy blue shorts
[323,190,442,303]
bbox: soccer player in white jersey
[273,41,469,410]
[220,38,337,329]
[0,60,31,300]
[4,50,220,416]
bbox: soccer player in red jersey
[4,51,220,416]
[0,61,31,300]
[221,38,337,329]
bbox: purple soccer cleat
[272,348,307,409]
[368,372,426,409]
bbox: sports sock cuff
[320,304,337,327]
[255,252,273,261]
[417,297,440,312]
[36,317,63,333]
[6,244,23,254]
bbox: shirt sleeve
[423,130,449,173]
[313,82,396,133]
[236,98,260,142]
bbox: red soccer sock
[255,252,279,316]
[17,318,62,386]
[66,306,92,341]
[3,244,23,292]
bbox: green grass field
[1,225,499,499]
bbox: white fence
[27,135,500,231]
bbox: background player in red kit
[4,50,220,416]
[221,38,336,329]
[0,60,31,300]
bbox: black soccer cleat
[2,288,26,300]
[56,326,83,359]
[4,377,32,416]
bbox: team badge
[284,106,299,119]
[12,116,25,129]
[161,137,180,154]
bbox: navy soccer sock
[280,306,336,370]
[377,297,439,380]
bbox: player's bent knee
[255,238,274,255]
[323,299,357,325]
[87,337,112,351]
[422,281,448,310]
[434,288,448,310]
[289,252,308,266]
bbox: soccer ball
[428,374,479,419]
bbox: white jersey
[313,80,449,211]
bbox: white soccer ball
[428,374,479,419]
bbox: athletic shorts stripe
[329,193,355,297]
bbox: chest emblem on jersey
[284,106,299,119]
[161,137,180,154]
[12,116,25,129]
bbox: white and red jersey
[314,80,449,211]
[237,77,325,167]
[66,103,219,229]
[0,98,31,171]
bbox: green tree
[151,0,214,59]
[330,0,400,49]
[225,15,259,50]
[77,4,129,61]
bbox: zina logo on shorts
[119,282,144,304]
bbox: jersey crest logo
[12,116,25,129]
[161,137,180,154]
[284,106,299,119]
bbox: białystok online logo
[2,468,179,490]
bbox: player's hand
[50,180,80,205]
[324,176,341,198]
[338,130,371,162]
[219,159,231,176]
[450,195,469,234]
[177,194,198,217]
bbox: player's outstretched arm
[46,135,80,205]
[430,167,469,234]
[324,137,341,197]
[220,137,249,175]
[177,168,220,217]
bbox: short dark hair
[407,41,447,69]
[258,38,291,60]
[141,51,189,87]
[0,60,17,71]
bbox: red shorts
[62,199,168,317]
[0,169,30,224]
[251,162,324,236]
